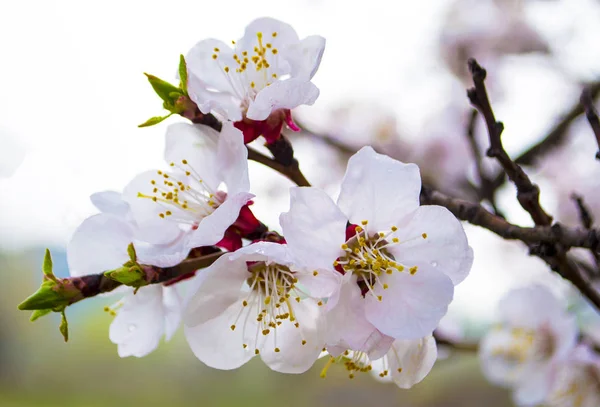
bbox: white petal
[186,38,238,95]
[109,285,166,358]
[67,214,133,277]
[164,122,221,191]
[295,268,341,299]
[280,187,347,271]
[135,232,191,267]
[281,35,326,80]
[260,299,325,373]
[188,191,254,248]
[217,122,249,195]
[184,252,248,327]
[246,79,319,121]
[162,285,183,341]
[122,170,184,244]
[184,301,256,370]
[90,191,130,217]
[325,278,385,352]
[513,363,554,406]
[187,73,243,121]
[386,205,472,285]
[387,336,438,389]
[498,285,564,328]
[230,241,293,264]
[237,17,300,54]
[548,312,578,361]
[337,147,421,232]
[365,266,454,340]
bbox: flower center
[229,261,309,355]
[212,31,281,105]
[137,159,224,225]
[334,220,427,301]
[491,326,555,365]
[320,350,373,379]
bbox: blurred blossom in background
[1,0,600,405]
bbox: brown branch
[571,193,600,272]
[68,251,224,306]
[246,147,311,187]
[467,59,552,227]
[580,88,600,160]
[466,59,600,311]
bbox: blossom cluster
[64,17,474,388]
[479,285,600,406]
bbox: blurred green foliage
[0,250,512,407]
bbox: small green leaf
[178,54,188,94]
[42,248,54,278]
[127,243,137,262]
[138,113,173,128]
[104,265,146,286]
[144,73,181,103]
[30,308,52,322]
[18,280,68,310]
[59,311,69,342]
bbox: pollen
[212,54,217,60]
[409,266,418,275]
[274,347,280,353]
[224,66,229,73]
[272,32,277,37]
[313,270,318,276]
[230,325,236,331]
[214,47,220,52]
[301,340,307,345]
[422,233,428,239]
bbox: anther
[230,324,236,331]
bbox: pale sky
[1,0,599,320]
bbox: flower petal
[246,79,319,121]
[295,267,341,299]
[260,299,325,373]
[184,252,248,327]
[365,266,454,339]
[217,122,249,195]
[188,192,254,248]
[186,38,238,95]
[109,285,166,358]
[67,214,133,277]
[90,191,130,217]
[187,73,243,121]
[498,285,564,329]
[512,363,554,406]
[386,205,472,285]
[122,170,184,244]
[184,301,256,370]
[162,285,183,341]
[164,122,221,191]
[134,232,191,268]
[236,17,300,55]
[280,187,347,271]
[281,35,326,80]
[337,147,421,232]
[325,277,386,352]
[387,336,438,389]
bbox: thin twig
[580,88,600,160]
[467,58,552,227]
[466,58,600,311]
[66,251,225,306]
[571,193,600,271]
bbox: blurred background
[2,0,600,405]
